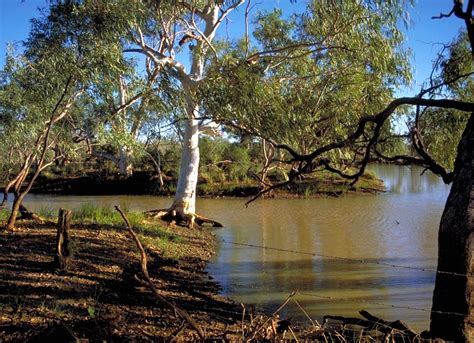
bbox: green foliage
[199,137,256,183]
[137,228,185,258]
[73,204,121,224]
[200,0,411,161]
[87,306,96,318]
[0,209,10,221]
[1,0,419,200]
[65,204,184,257]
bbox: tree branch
[211,0,245,37]
[123,48,189,82]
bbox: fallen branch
[114,205,205,339]
[323,310,417,339]
[358,310,417,337]
[18,204,45,223]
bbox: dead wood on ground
[114,205,205,339]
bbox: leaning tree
[200,0,412,185]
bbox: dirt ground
[0,220,247,341]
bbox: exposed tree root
[144,208,223,228]
[18,204,45,223]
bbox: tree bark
[141,4,240,227]
[118,146,133,178]
[429,113,474,342]
[163,7,219,224]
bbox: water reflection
[206,165,450,332]
[369,164,449,194]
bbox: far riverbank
[23,170,384,198]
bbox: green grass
[37,208,56,219]
[198,179,256,195]
[0,208,10,221]
[71,205,184,258]
[70,204,144,226]
[73,204,120,224]
[138,232,184,258]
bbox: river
[13,164,450,332]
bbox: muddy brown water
[11,164,449,332]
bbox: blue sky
[0,0,467,96]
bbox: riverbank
[0,211,421,341]
[27,170,385,198]
[0,216,247,341]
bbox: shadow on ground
[0,221,242,341]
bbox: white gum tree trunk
[133,2,245,225]
[173,114,200,214]
[172,66,204,216]
[169,6,221,218]
[118,145,133,177]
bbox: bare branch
[432,8,455,19]
[244,0,252,58]
[419,71,474,97]
[245,96,473,203]
[211,0,245,36]
[246,44,355,64]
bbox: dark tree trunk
[54,208,72,272]
[430,113,474,342]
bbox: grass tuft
[73,204,118,224]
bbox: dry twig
[247,290,297,341]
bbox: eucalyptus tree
[31,0,412,225]
[396,28,473,341]
[38,0,247,225]
[121,1,248,226]
[403,32,473,170]
[200,0,411,183]
[208,1,474,339]
[0,1,128,230]
[366,27,473,340]
[3,0,243,226]
[202,0,473,339]
[0,50,83,230]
